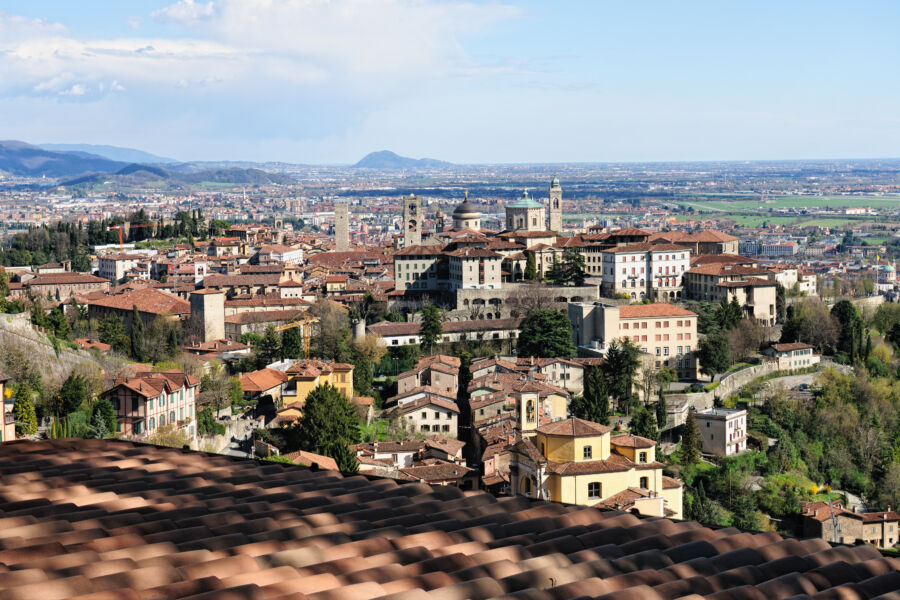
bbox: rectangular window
[664,347,669,356]
[639,452,647,463]
[583,446,592,459]
[588,482,601,498]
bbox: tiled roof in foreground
[2,439,900,600]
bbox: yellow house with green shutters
[509,417,682,519]
[280,359,355,409]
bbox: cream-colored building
[505,190,546,233]
[764,342,820,370]
[448,247,503,290]
[569,302,698,379]
[509,417,682,519]
[683,263,778,326]
[694,408,747,457]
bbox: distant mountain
[353,150,452,169]
[0,140,128,178]
[40,143,177,164]
[58,165,295,187]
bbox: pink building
[101,369,200,443]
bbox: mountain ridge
[353,150,452,169]
[40,143,178,164]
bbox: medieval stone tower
[189,289,225,343]
[334,202,350,251]
[403,194,422,247]
[548,175,562,232]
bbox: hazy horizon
[2,1,899,164]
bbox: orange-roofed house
[508,417,682,519]
[86,287,191,331]
[280,359,354,408]
[599,243,692,301]
[239,368,289,402]
[100,368,200,443]
[569,302,698,379]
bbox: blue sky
[1,1,898,163]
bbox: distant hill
[40,143,177,164]
[59,165,295,187]
[354,150,452,169]
[0,140,128,178]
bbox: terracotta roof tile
[0,439,896,600]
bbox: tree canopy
[294,384,361,473]
[420,304,444,354]
[517,310,576,358]
[698,331,731,378]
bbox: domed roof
[884,264,895,272]
[507,188,544,209]
[551,175,560,187]
[452,191,481,217]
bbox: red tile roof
[88,287,190,316]
[771,342,814,352]
[239,368,289,393]
[618,303,697,318]
[537,417,611,437]
[2,439,895,600]
[611,433,657,449]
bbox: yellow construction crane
[274,314,319,358]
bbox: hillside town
[4,174,900,551]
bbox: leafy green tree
[352,351,373,396]
[831,300,861,356]
[517,310,576,358]
[729,490,761,531]
[13,393,37,436]
[715,297,744,330]
[872,302,900,334]
[294,384,361,473]
[98,314,129,354]
[255,325,282,368]
[146,424,190,449]
[58,373,92,416]
[602,339,641,407]
[682,410,700,465]
[47,306,70,339]
[524,252,538,280]
[84,411,109,439]
[309,299,352,362]
[420,304,444,354]
[655,394,668,430]
[562,248,586,286]
[91,398,116,434]
[281,325,304,359]
[197,407,226,436]
[698,331,731,377]
[569,366,609,425]
[775,284,786,324]
[130,306,147,361]
[546,255,566,286]
[629,406,658,440]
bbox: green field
[679,195,900,211]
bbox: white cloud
[0,1,520,102]
[151,0,216,24]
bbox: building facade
[600,244,691,301]
[569,302,698,379]
[508,418,682,519]
[694,408,747,457]
[101,369,200,443]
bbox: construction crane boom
[274,314,319,358]
[108,223,157,251]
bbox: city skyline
[1,1,899,164]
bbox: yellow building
[509,417,682,519]
[280,360,355,411]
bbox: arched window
[526,399,535,423]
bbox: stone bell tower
[403,194,421,248]
[548,175,562,232]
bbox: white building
[258,244,304,265]
[764,342,820,370]
[695,408,747,457]
[601,243,691,301]
[447,247,503,290]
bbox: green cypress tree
[130,305,146,361]
[655,394,668,430]
[524,252,538,280]
[682,410,700,465]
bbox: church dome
[507,188,543,209]
[452,192,481,218]
[551,175,560,187]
